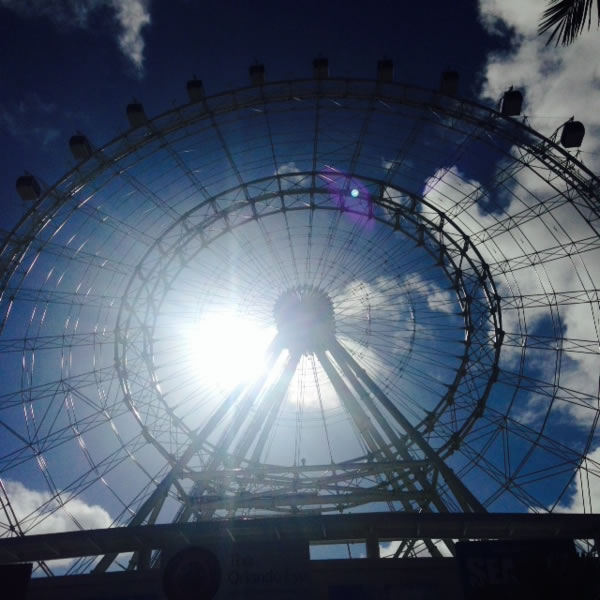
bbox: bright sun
[186,312,276,388]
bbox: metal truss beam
[1,513,599,565]
[115,172,503,471]
[501,289,600,310]
[181,460,430,480]
[488,237,600,276]
[189,489,430,512]
[334,340,485,513]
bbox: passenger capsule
[560,120,585,148]
[16,175,41,202]
[440,70,459,96]
[376,59,394,83]
[126,102,146,128]
[186,79,205,103]
[501,88,523,117]
[313,57,329,80]
[249,64,265,86]
[69,134,92,161]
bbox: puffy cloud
[474,1,600,428]
[556,446,600,513]
[402,272,455,315]
[423,165,497,234]
[452,2,600,512]
[3,479,112,535]
[0,0,151,74]
[111,0,151,73]
[478,0,600,166]
[401,5,600,430]
[479,0,546,37]
[422,142,600,431]
[276,162,311,189]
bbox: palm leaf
[538,0,600,45]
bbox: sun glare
[186,312,276,388]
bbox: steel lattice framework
[1,75,599,574]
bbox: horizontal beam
[1,513,599,564]
[189,489,428,511]
[181,460,430,481]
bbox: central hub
[273,286,335,353]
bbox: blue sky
[1,0,599,572]
[0,0,503,229]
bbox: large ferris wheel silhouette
[1,60,599,584]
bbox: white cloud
[479,0,544,37]
[0,0,151,74]
[276,162,310,189]
[111,0,151,73]
[422,165,497,235]
[3,479,112,535]
[421,164,600,438]
[465,1,600,510]
[478,0,600,166]
[556,446,600,513]
[475,0,600,428]
[402,272,455,315]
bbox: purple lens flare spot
[319,165,374,230]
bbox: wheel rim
[1,78,599,569]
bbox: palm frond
[538,0,600,45]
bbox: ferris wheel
[1,60,599,573]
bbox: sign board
[456,539,576,600]
[162,540,310,600]
[221,541,309,598]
